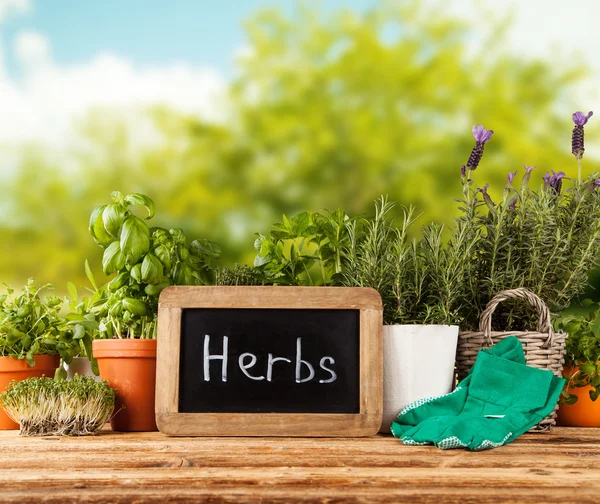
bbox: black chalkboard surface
[179,308,360,414]
[156,286,383,437]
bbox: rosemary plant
[0,375,115,436]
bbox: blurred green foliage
[0,1,596,293]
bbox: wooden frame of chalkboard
[155,286,383,437]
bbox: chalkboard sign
[156,286,382,437]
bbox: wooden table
[0,427,598,503]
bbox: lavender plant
[456,114,600,330]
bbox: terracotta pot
[0,354,60,430]
[558,365,600,427]
[92,339,157,432]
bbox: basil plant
[89,191,221,339]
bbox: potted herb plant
[335,197,473,432]
[0,280,79,429]
[254,197,468,433]
[88,191,220,431]
[555,304,600,427]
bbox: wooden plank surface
[0,427,598,503]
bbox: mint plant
[0,279,80,370]
[555,304,600,404]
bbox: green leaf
[85,259,98,291]
[580,362,596,374]
[154,244,171,270]
[141,253,164,285]
[564,394,578,405]
[190,239,222,259]
[130,263,142,283]
[67,282,78,302]
[108,271,130,291]
[102,241,126,275]
[88,205,114,247]
[54,366,67,380]
[122,298,147,316]
[120,215,150,264]
[102,203,127,239]
[73,324,86,340]
[124,193,155,219]
[145,282,169,296]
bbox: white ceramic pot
[66,357,101,381]
[381,324,459,433]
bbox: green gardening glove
[391,337,565,450]
[391,336,526,439]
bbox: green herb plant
[0,375,115,436]
[215,265,267,286]
[0,279,79,373]
[555,303,600,404]
[89,191,221,339]
[254,209,351,285]
[337,196,475,325]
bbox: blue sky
[0,0,597,147]
[1,0,374,79]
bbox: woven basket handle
[478,288,555,348]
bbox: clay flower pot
[0,354,60,430]
[92,339,157,432]
[558,365,600,427]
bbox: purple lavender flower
[460,165,467,178]
[507,171,518,185]
[572,111,593,159]
[466,125,494,171]
[544,170,566,194]
[587,178,600,191]
[477,183,494,209]
[520,165,536,188]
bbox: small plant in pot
[89,191,221,431]
[336,196,475,432]
[0,279,80,429]
[555,304,600,427]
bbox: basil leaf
[102,203,127,239]
[154,244,171,270]
[130,263,142,283]
[89,204,114,247]
[141,253,164,285]
[124,193,155,219]
[120,215,150,264]
[190,239,221,259]
[102,241,126,275]
[122,298,147,316]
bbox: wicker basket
[457,288,567,431]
